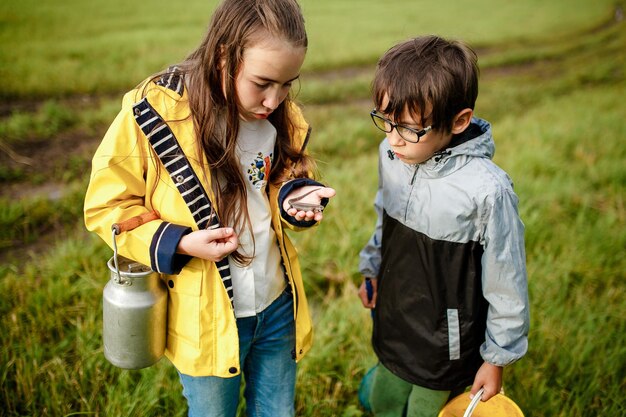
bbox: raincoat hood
[418,117,494,178]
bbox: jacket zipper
[280,226,300,360]
[280,227,299,317]
[410,164,419,185]
[405,165,419,221]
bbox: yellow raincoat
[84,78,314,377]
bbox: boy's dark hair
[373,35,479,133]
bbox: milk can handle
[111,211,160,284]
[463,388,485,417]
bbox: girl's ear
[451,108,473,134]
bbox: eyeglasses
[370,109,432,143]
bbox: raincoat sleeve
[276,103,330,230]
[83,91,191,274]
[479,187,530,366]
[358,145,384,279]
[278,178,329,229]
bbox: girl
[84,0,335,416]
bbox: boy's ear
[451,108,473,134]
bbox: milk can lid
[107,255,153,277]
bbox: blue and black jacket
[359,118,529,390]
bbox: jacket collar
[419,117,494,178]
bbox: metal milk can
[103,211,167,369]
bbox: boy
[357,35,529,417]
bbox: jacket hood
[419,117,494,178]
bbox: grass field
[1,1,625,416]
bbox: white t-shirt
[229,119,286,318]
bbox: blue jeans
[178,289,296,417]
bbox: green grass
[302,0,619,70]
[0,0,618,97]
[0,101,75,145]
[0,184,86,248]
[1,0,625,416]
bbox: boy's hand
[470,362,503,402]
[284,186,336,222]
[177,227,239,262]
[358,277,377,309]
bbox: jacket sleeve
[276,102,330,231]
[278,178,328,229]
[479,187,530,366]
[358,145,384,278]
[83,92,191,274]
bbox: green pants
[369,363,456,417]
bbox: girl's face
[235,37,306,121]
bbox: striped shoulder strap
[155,66,184,96]
[132,97,234,305]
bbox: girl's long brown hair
[151,0,315,265]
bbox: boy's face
[381,105,453,165]
[378,95,472,165]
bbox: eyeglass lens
[373,113,419,142]
[373,114,390,131]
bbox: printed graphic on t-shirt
[247,152,272,189]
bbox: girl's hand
[469,362,503,402]
[283,186,336,222]
[358,277,377,309]
[177,227,239,262]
